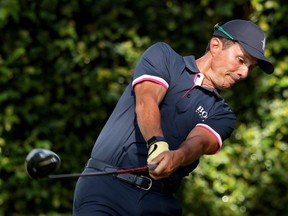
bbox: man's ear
[209,37,222,55]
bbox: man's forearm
[136,99,163,141]
[176,128,219,167]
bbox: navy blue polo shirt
[91,42,236,180]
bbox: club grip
[147,163,158,171]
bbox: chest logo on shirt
[196,106,208,121]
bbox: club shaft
[48,164,158,179]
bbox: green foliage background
[0,0,287,215]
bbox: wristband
[146,136,167,148]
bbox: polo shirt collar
[183,55,223,99]
[183,56,200,72]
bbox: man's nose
[239,66,249,79]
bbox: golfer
[73,19,274,215]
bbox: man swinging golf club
[72,19,274,215]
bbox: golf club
[25,148,158,179]
[25,148,61,179]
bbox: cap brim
[239,42,274,74]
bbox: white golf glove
[147,136,169,163]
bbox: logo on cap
[262,38,266,51]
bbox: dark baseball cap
[213,19,274,74]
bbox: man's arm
[134,80,219,180]
[176,126,220,165]
[134,81,167,141]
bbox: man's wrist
[146,136,166,148]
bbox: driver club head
[25,148,61,179]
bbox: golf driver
[25,148,157,179]
[25,148,61,179]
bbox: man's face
[210,40,258,91]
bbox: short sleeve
[132,42,182,90]
[196,102,236,153]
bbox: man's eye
[238,57,244,64]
